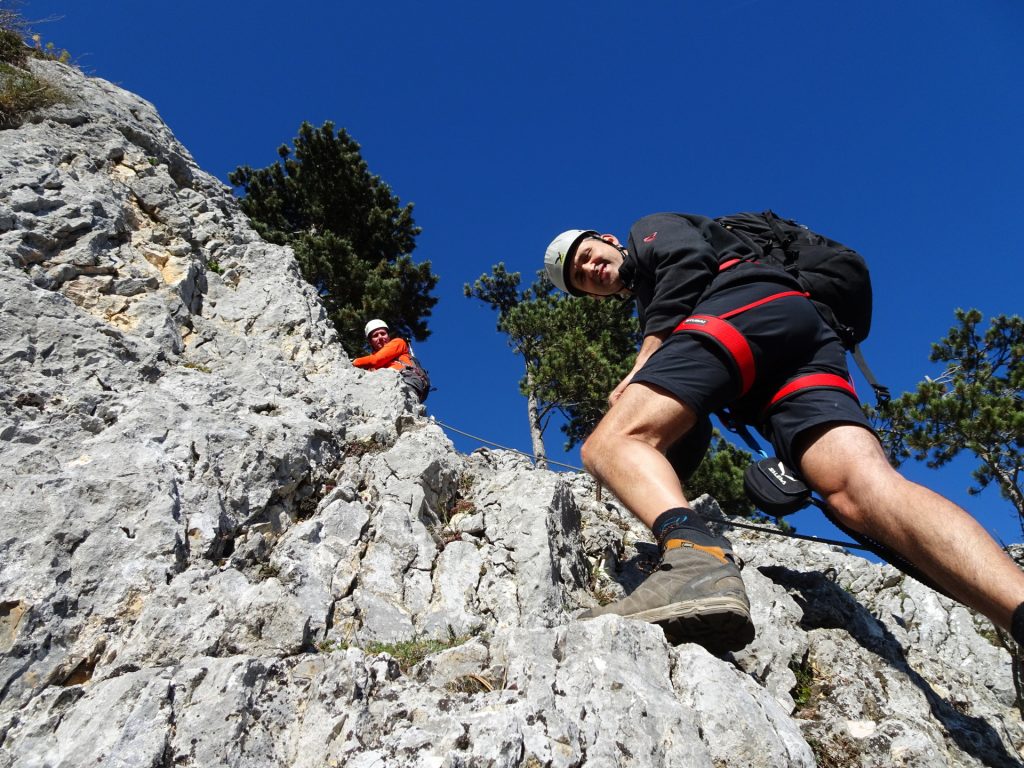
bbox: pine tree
[229,121,437,355]
[465,265,638,466]
[686,431,756,518]
[873,309,1024,532]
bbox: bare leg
[578,382,754,649]
[581,382,697,526]
[798,423,1024,631]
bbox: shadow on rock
[759,564,1020,768]
[602,542,662,596]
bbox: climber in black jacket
[543,213,1024,654]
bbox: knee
[581,422,635,479]
[820,487,871,531]
[580,432,605,476]
[817,468,909,533]
[799,426,905,532]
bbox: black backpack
[716,210,871,349]
[716,210,887,402]
[397,352,432,403]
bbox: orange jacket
[353,337,412,371]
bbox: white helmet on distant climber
[364,318,389,337]
[544,229,597,296]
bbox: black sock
[1012,603,1024,646]
[651,508,721,549]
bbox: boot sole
[627,596,755,653]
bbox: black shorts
[632,275,873,470]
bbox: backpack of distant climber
[398,353,431,403]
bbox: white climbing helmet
[364,318,389,337]
[544,229,597,296]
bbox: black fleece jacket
[620,212,794,336]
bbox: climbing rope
[716,518,870,551]
[428,416,585,472]
[427,416,871,553]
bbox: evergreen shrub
[0,27,26,66]
[0,60,62,127]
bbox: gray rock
[1,57,1021,768]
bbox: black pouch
[743,457,812,516]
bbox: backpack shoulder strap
[762,210,800,260]
[851,344,890,404]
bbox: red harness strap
[671,289,810,397]
[766,373,859,412]
[676,315,756,395]
[719,291,808,320]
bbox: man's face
[369,327,390,351]
[568,235,626,297]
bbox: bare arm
[608,331,668,406]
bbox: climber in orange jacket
[352,319,412,371]
[353,319,432,402]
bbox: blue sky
[22,1,1024,549]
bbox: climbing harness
[667,264,947,590]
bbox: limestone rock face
[1,60,1021,768]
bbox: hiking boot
[579,540,755,653]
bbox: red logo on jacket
[643,232,658,243]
